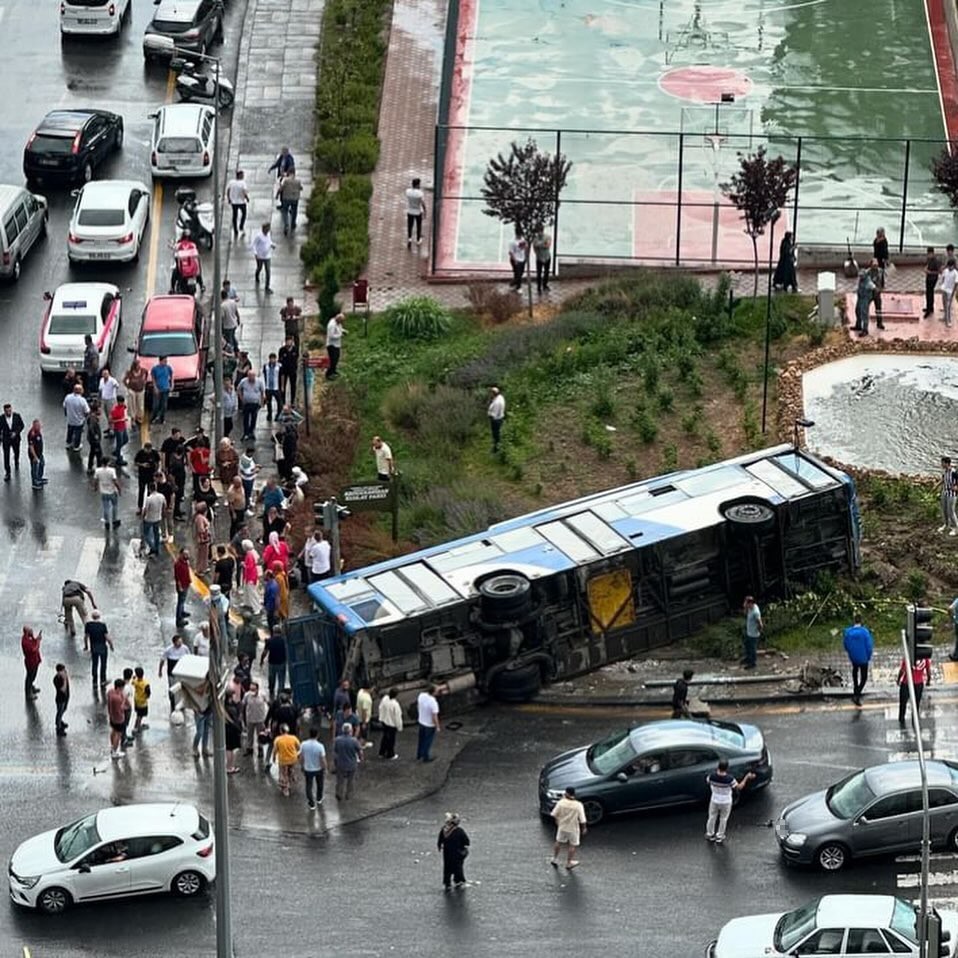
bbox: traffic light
[313,499,351,527]
[906,604,934,660]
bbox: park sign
[339,481,395,513]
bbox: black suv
[23,110,124,186]
[143,0,223,59]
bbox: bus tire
[721,499,775,533]
[478,573,532,622]
[490,662,541,703]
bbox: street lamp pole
[760,209,780,434]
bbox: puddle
[802,354,958,475]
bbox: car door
[125,835,184,892]
[611,751,670,812]
[128,189,147,243]
[71,841,133,901]
[844,928,891,956]
[662,748,720,805]
[927,787,958,846]
[851,792,916,857]
[793,928,845,955]
[84,117,106,167]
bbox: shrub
[590,367,616,419]
[487,290,521,324]
[591,429,613,460]
[657,387,674,412]
[684,368,704,398]
[381,382,478,445]
[383,297,452,341]
[676,351,698,380]
[681,412,699,436]
[317,259,342,321]
[662,443,679,471]
[465,284,492,313]
[633,407,658,444]
[407,484,507,544]
[625,458,637,481]
[563,271,703,318]
[742,400,760,447]
[706,430,722,455]
[906,569,928,603]
[382,381,430,431]
[641,356,660,394]
[302,175,373,285]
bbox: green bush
[302,175,373,285]
[633,407,658,444]
[590,367,616,420]
[381,382,477,445]
[382,381,431,431]
[383,297,453,341]
[642,356,660,394]
[662,443,679,471]
[657,387,674,412]
[591,428,613,460]
[681,412,699,435]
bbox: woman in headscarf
[262,531,290,571]
[273,560,290,621]
[772,231,797,293]
[193,502,212,575]
[436,812,470,890]
[216,436,239,486]
[240,539,261,614]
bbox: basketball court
[437,0,958,272]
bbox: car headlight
[16,875,40,889]
[545,789,564,800]
[785,833,807,848]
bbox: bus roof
[307,445,846,633]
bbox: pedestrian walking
[61,579,95,637]
[404,177,426,248]
[82,334,99,394]
[225,169,249,236]
[141,483,166,557]
[939,456,958,535]
[263,531,290,572]
[533,229,552,294]
[109,396,129,464]
[122,358,147,426]
[268,146,295,179]
[356,683,373,748]
[772,230,797,293]
[192,502,212,574]
[273,723,300,796]
[263,353,282,421]
[260,626,287,699]
[27,419,45,490]
[873,226,889,276]
[925,247,941,318]
[53,663,70,736]
[0,402,25,480]
[437,812,470,889]
[300,726,327,809]
[220,289,241,353]
[251,223,275,293]
[225,696,242,773]
[192,703,213,757]
[742,596,763,670]
[106,678,128,759]
[21,626,42,699]
[325,312,345,380]
[671,668,693,718]
[221,380,238,439]
[239,446,258,510]
[174,547,193,627]
[487,386,505,453]
[278,336,299,405]
[854,268,874,336]
[897,653,931,725]
[98,367,120,428]
[842,614,874,706]
[131,666,151,734]
[939,258,958,326]
[378,687,403,759]
[159,634,190,712]
[94,457,122,530]
[550,787,586,869]
[416,684,441,762]
[868,259,886,330]
[169,445,188,521]
[278,167,303,235]
[121,667,135,747]
[264,691,298,768]
[705,759,755,844]
[83,609,113,684]
[333,723,363,800]
[63,384,89,450]
[242,680,269,760]
[86,401,103,475]
[240,540,262,614]
[151,356,174,425]
[133,441,160,512]
[237,369,265,442]
[372,435,394,481]
[508,231,527,290]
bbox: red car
[133,294,209,405]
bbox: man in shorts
[550,786,587,870]
[106,678,128,760]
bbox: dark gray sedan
[776,760,958,871]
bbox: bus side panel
[286,615,345,712]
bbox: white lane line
[75,536,105,581]
[889,751,958,762]
[885,706,954,720]
[896,853,958,863]
[898,870,958,887]
[886,728,937,744]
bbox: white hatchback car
[60,0,131,36]
[67,180,150,265]
[707,894,958,957]
[150,104,215,179]
[39,283,122,374]
[8,803,215,914]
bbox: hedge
[301,175,373,286]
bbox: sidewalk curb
[532,688,907,709]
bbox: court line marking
[923,0,950,141]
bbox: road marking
[886,727,937,744]
[896,853,958,863]
[888,751,958,763]
[75,536,105,581]
[898,870,958,887]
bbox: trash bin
[817,271,836,324]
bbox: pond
[802,354,958,475]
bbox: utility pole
[210,55,224,447]
[323,497,342,574]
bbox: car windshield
[30,134,74,154]
[159,137,201,153]
[587,729,638,776]
[53,813,101,862]
[774,898,820,952]
[78,208,125,227]
[890,898,919,944]
[49,313,97,335]
[139,331,196,357]
[826,770,876,819]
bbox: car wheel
[815,842,848,872]
[490,662,542,703]
[115,123,124,150]
[582,799,605,825]
[12,256,21,282]
[948,827,958,852]
[37,886,72,915]
[721,499,775,532]
[171,869,205,897]
[82,162,93,183]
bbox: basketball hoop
[703,132,727,154]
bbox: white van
[149,105,215,179]
[60,0,131,37]
[0,185,48,283]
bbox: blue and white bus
[286,445,861,712]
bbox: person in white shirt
[325,313,345,380]
[140,484,167,556]
[405,177,426,248]
[940,256,958,327]
[372,435,394,481]
[378,687,403,759]
[94,458,122,529]
[508,231,527,290]
[98,368,120,431]
[251,223,275,293]
[303,530,331,582]
[220,291,241,352]
[416,685,441,762]
[487,386,506,452]
[550,786,587,869]
[63,384,90,450]
[225,169,249,236]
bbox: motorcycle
[171,56,235,110]
[174,187,215,250]
[168,235,205,296]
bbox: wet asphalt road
[1,697,954,957]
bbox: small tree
[721,147,798,297]
[480,138,571,316]
[931,144,958,211]
[318,259,341,322]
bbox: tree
[721,148,798,297]
[931,144,958,211]
[480,138,571,315]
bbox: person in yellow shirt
[273,724,301,797]
[131,666,151,735]
[356,684,373,749]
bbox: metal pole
[211,56,224,448]
[899,139,911,255]
[431,123,440,275]
[675,133,684,266]
[552,128,561,278]
[210,599,233,958]
[330,496,342,575]
[761,215,778,434]
[901,628,931,958]
[791,136,802,244]
[301,357,310,437]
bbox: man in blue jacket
[843,614,874,707]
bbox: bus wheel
[721,499,775,533]
[478,573,532,622]
[491,662,541,703]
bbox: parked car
[776,759,958,871]
[0,185,47,282]
[707,894,958,957]
[24,110,123,187]
[143,0,223,59]
[67,180,150,265]
[39,283,122,375]
[149,103,215,179]
[133,294,209,404]
[8,802,215,914]
[60,0,131,37]
[537,718,772,825]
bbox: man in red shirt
[109,396,130,466]
[186,428,212,495]
[174,548,193,627]
[897,654,932,724]
[21,626,42,699]
[106,678,128,759]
